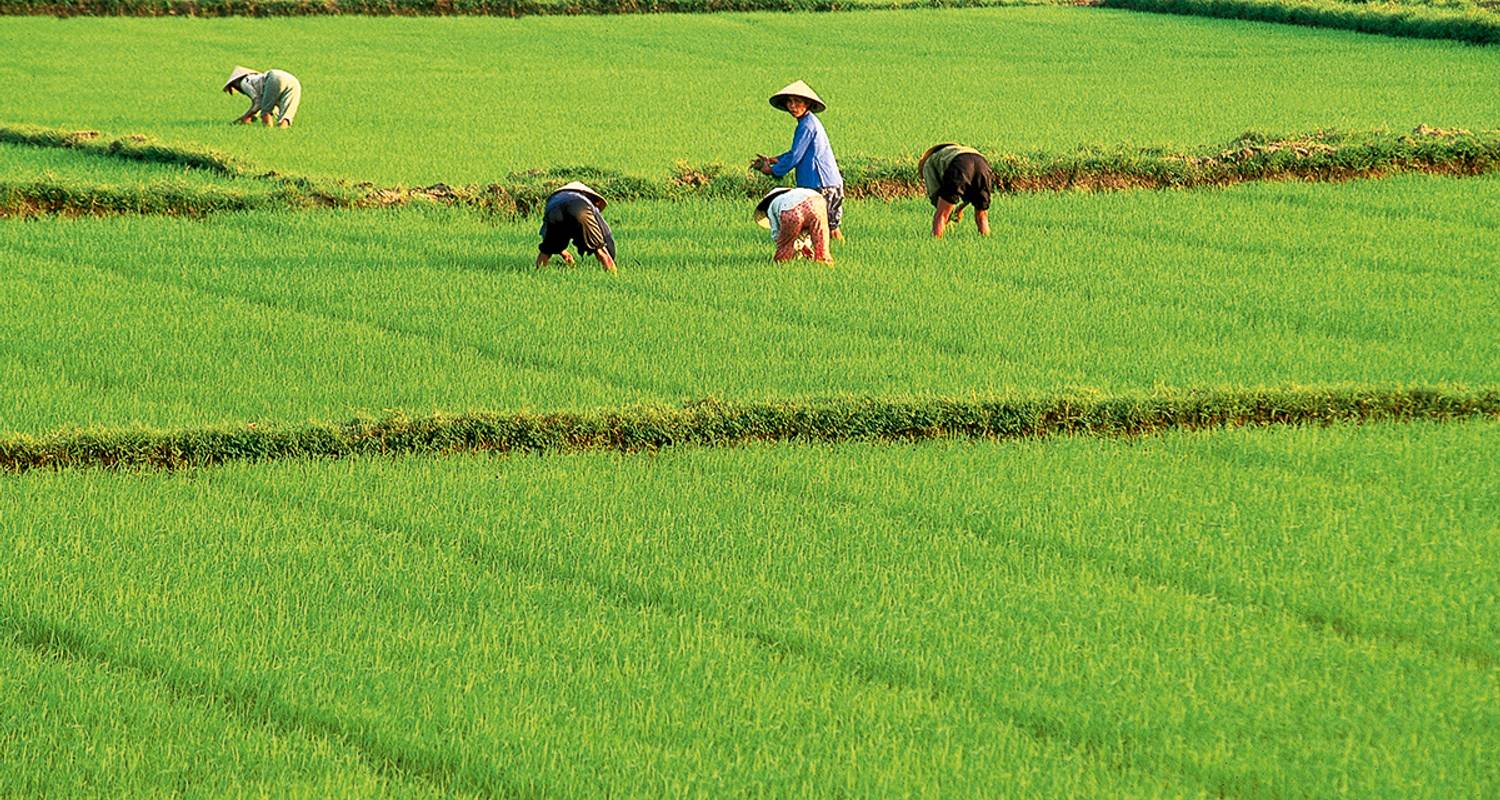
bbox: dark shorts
[539,196,616,258]
[819,185,844,231]
[938,153,994,211]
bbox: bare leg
[932,198,957,238]
[810,210,832,265]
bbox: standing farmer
[223,66,302,128]
[752,81,846,241]
[755,187,833,265]
[536,182,617,273]
[919,143,994,238]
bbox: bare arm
[975,209,990,236]
[536,251,575,269]
[244,89,264,120]
[595,250,616,273]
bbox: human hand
[561,251,575,265]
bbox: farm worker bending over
[536,182,617,273]
[751,81,846,241]
[223,66,302,128]
[919,143,995,238]
[755,187,833,265]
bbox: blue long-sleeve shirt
[771,112,843,189]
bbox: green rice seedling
[0,142,321,216]
[2,421,1495,796]
[1,174,1496,435]
[0,0,1052,14]
[0,643,431,797]
[2,0,1495,46]
[1100,0,1500,44]
[2,10,1498,182]
[11,124,1500,217]
[0,141,244,183]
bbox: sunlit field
[2,5,1496,796]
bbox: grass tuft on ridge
[3,386,1496,472]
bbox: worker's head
[222,66,257,96]
[769,81,826,116]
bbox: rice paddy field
[2,175,1498,432]
[3,9,1500,181]
[4,423,1499,796]
[2,4,1498,797]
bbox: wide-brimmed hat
[753,187,795,228]
[769,81,826,114]
[222,65,257,93]
[549,181,606,209]
[917,143,962,175]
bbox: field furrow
[0,632,446,797]
[2,174,1495,434]
[3,422,1495,796]
[737,452,1493,669]
[1,609,475,796]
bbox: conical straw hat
[753,187,795,228]
[769,80,826,114]
[549,181,607,209]
[222,65,257,93]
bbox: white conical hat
[769,80,826,114]
[549,181,606,209]
[222,65,257,93]
[753,187,794,229]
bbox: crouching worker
[536,182,617,273]
[755,187,832,265]
[919,143,995,238]
[223,66,302,128]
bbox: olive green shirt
[920,144,982,204]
